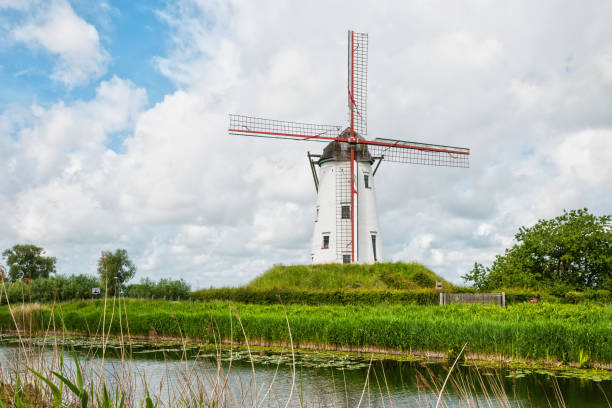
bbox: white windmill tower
[230,31,470,264]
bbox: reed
[2,299,612,365]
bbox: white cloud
[551,129,612,188]
[2,0,612,287]
[10,0,108,86]
[14,76,145,181]
[596,46,612,84]
[3,77,146,243]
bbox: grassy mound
[246,262,451,291]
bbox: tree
[1,244,56,281]
[461,262,489,290]
[97,249,136,295]
[463,209,612,290]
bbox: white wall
[311,158,383,264]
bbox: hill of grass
[245,262,452,291]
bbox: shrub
[190,288,441,305]
[0,275,191,303]
[564,291,585,304]
[410,271,436,288]
[1,275,102,303]
[125,278,191,300]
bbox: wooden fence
[440,292,506,307]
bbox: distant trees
[4,275,101,302]
[97,249,136,294]
[0,245,192,302]
[1,244,56,281]
[463,209,612,291]
[0,275,190,303]
[126,278,191,300]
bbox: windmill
[229,31,470,264]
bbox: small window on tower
[322,235,330,249]
[341,205,350,219]
[364,174,370,188]
[371,234,377,262]
[315,207,319,222]
[343,254,351,264]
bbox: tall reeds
[4,299,611,365]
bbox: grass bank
[245,262,452,290]
[191,262,458,305]
[2,299,611,366]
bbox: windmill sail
[348,31,368,139]
[366,138,470,167]
[229,114,342,142]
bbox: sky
[0,0,611,289]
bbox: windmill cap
[318,127,373,164]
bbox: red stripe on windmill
[229,30,470,264]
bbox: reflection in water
[1,341,611,407]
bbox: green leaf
[14,394,26,408]
[51,371,80,398]
[144,384,157,408]
[81,390,89,408]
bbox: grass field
[2,299,611,366]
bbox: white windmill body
[311,136,384,264]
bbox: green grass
[3,299,612,365]
[246,262,452,290]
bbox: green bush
[582,289,611,302]
[1,275,102,303]
[410,271,436,288]
[0,275,191,303]
[190,286,612,305]
[190,287,441,305]
[501,288,540,303]
[565,291,585,304]
[125,278,191,300]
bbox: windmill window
[364,174,370,188]
[341,205,350,219]
[342,254,351,264]
[315,207,319,222]
[322,235,330,249]
[371,234,377,262]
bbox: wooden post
[440,292,444,305]
[501,292,506,307]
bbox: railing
[440,292,506,307]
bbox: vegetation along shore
[2,299,611,368]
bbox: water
[1,337,611,407]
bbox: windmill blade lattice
[366,138,470,167]
[348,31,368,139]
[229,114,343,142]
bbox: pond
[1,336,611,407]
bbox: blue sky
[0,0,611,289]
[0,1,174,111]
